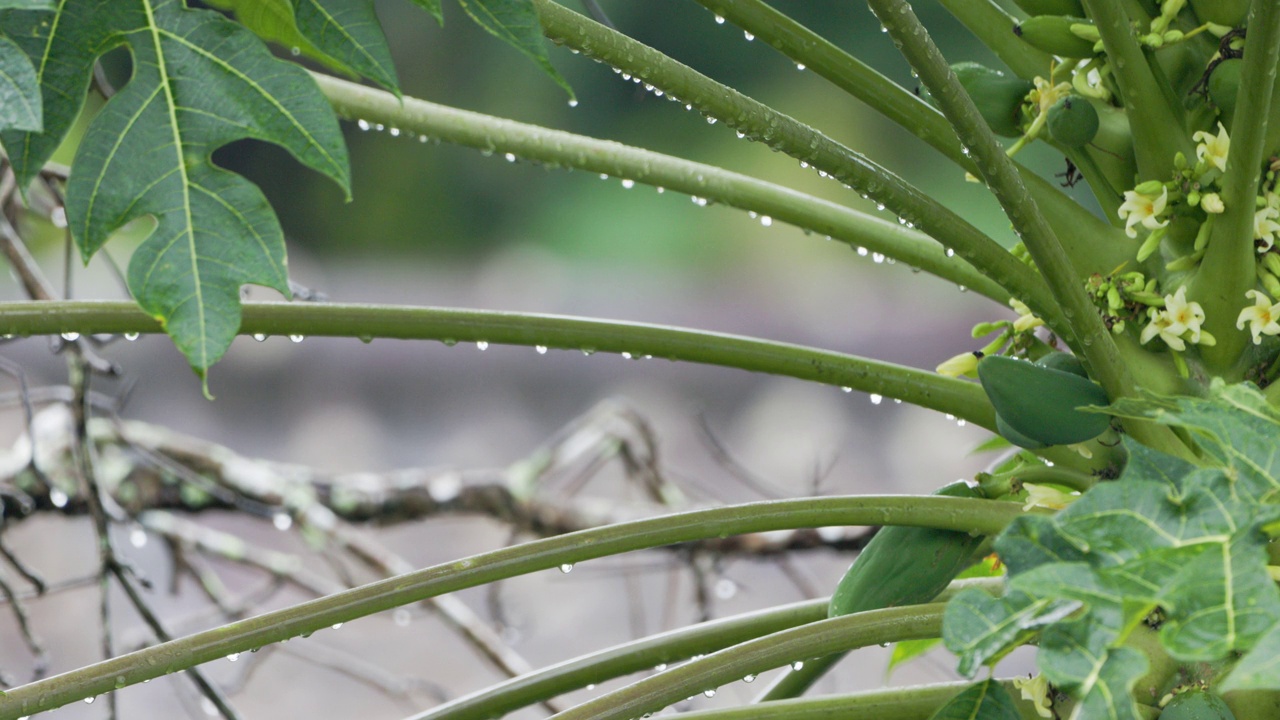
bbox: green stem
[311,73,1007,304]
[936,0,1052,80]
[866,3,1124,390]
[407,599,829,720]
[868,0,1199,462]
[686,0,1134,276]
[1081,0,1192,179]
[0,300,996,429]
[0,497,1026,718]
[1191,0,1280,374]
[548,604,947,720]
[656,679,1048,720]
[530,0,1067,334]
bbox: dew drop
[504,152,517,162]
[714,578,737,599]
[760,215,772,227]
[621,179,635,189]
[714,14,725,23]
[796,63,806,71]
[124,332,140,341]
[560,563,574,573]
[841,386,852,393]
[703,689,717,698]
[791,661,805,671]
[743,31,754,40]
[273,512,293,531]
[442,338,458,347]
[357,119,371,131]
[655,663,668,671]
[857,246,868,256]
[375,123,385,131]
[253,333,267,342]
[389,127,401,137]
[622,352,633,359]
[226,653,240,662]
[290,46,301,56]
[736,131,746,139]
[477,341,489,351]
[945,248,955,257]
[289,334,304,343]
[332,623,343,630]
[568,99,579,108]
[84,697,95,705]
[535,345,548,354]
[581,347,596,356]
[50,488,68,508]
[61,332,80,341]
[872,252,885,263]
[600,173,610,180]
[957,285,968,293]
[870,394,883,405]
[586,683,596,690]
[655,187,665,194]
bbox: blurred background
[0,1,1094,717]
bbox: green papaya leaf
[406,0,443,25]
[1221,622,1280,692]
[292,0,398,92]
[944,383,1280,718]
[2,0,349,385]
[0,1,53,8]
[926,679,1022,720]
[203,0,339,72]
[456,0,573,99]
[203,0,398,93]
[0,35,40,131]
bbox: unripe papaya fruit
[1159,690,1237,720]
[996,413,1049,449]
[1013,0,1085,16]
[1188,0,1250,27]
[1046,95,1100,147]
[952,62,1033,137]
[829,481,986,618]
[1014,16,1097,58]
[1208,58,1243,123]
[978,355,1111,446]
[1035,351,1087,377]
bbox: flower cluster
[1084,271,1163,334]
[935,300,1046,378]
[1139,286,1215,351]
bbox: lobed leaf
[1,0,350,383]
[926,678,1023,720]
[944,383,1280,717]
[0,34,39,131]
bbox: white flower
[1193,122,1230,174]
[1200,192,1224,214]
[1163,286,1207,343]
[1140,309,1186,351]
[1140,287,1205,351]
[1255,206,1280,252]
[1118,186,1170,238]
[1013,674,1054,718]
[1236,289,1280,344]
[936,351,980,378]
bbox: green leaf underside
[927,679,1022,720]
[1,0,349,378]
[292,0,398,92]
[456,0,572,99]
[0,35,41,130]
[405,0,442,25]
[202,0,345,75]
[944,383,1280,717]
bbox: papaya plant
[1,0,1280,718]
